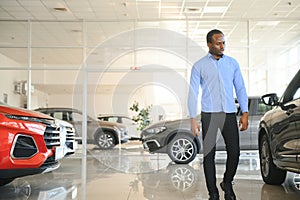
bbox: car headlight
[114,126,122,134]
[5,114,54,124]
[120,127,128,133]
[4,114,53,134]
[145,126,166,134]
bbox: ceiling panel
[0,0,299,95]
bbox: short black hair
[206,29,223,43]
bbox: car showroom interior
[0,0,299,200]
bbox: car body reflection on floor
[0,143,299,200]
[0,174,78,200]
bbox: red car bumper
[0,113,61,181]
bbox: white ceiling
[0,0,300,95]
[0,0,299,63]
[0,0,299,21]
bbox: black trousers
[201,112,240,195]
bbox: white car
[55,119,78,156]
[97,115,140,140]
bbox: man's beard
[209,47,224,57]
[210,50,223,57]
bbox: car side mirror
[261,93,279,106]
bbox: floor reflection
[138,164,204,199]
[261,174,300,200]
[0,143,299,200]
[0,179,31,200]
[0,171,78,200]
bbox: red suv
[0,103,64,186]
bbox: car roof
[98,114,131,118]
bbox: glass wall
[249,20,300,96]
[0,18,299,200]
[1,20,300,114]
[1,19,299,115]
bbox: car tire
[167,134,197,164]
[95,131,116,149]
[167,164,195,191]
[259,134,286,185]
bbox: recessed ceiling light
[53,7,68,12]
[184,7,202,13]
[202,7,227,13]
[136,0,160,1]
[256,21,280,26]
[70,29,82,33]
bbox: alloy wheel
[97,132,114,149]
[261,140,270,177]
[171,138,195,162]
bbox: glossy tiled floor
[1,141,300,200]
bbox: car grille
[65,125,76,148]
[44,122,61,149]
[40,155,60,169]
[144,140,160,152]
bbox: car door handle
[286,109,294,115]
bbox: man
[188,29,249,200]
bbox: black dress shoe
[220,182,236,200]
[208,193,220,200]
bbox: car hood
[145,118,198,130]
[98,120,126,128]
[54,118,73,127]
[0,105,53,119]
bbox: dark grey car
[258,69,300,185]
[142,97,272,164]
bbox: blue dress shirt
[188,53,248,118]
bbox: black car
[258,69,300,185]
[142,97,272,164]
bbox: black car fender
[258,121,270,139]
[165,129,202,154]
[258,121,276,158]
[258,121,269,142]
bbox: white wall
[0,54,27,107]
